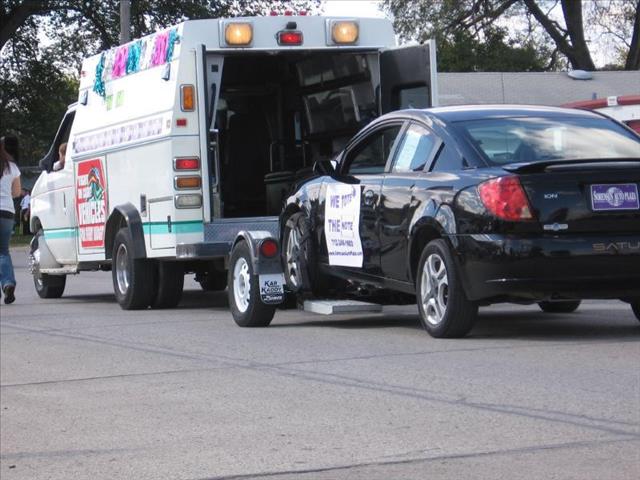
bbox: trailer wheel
[198,269,227,291]
[30,230,66,299]
[632,301,640,322]
[152,261,184,309]
[228,240,275,327]
[283,212,314,293]
[112,228,155,310]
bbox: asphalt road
[1,246,639,480]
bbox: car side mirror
[313,159,337,176]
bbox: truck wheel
[416,239,478,338]
[538,300,581,313]
[198,269,227,291]
[632,301,640,322]
[228,240,275,327]
[30,230,66,299]
[152,261,184,309]
[282,212,314,292]
[112,228,155,310]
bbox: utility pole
[120,0,131,44]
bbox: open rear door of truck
[379,40,438,114]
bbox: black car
[272,105,640,337]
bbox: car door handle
[363,189,376,206]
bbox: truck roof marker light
[225,23,253,46]
[181,85,195,111]
[174,157,200,171]
[277,30,303,46]
[331,21,359,45]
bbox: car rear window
[455,116,640,165]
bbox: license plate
[590,184,639,211]
[258,273,285,304]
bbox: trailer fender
[232,230,282,275]
[105,203,146,259]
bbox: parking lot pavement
[1,246,639,480]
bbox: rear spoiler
[502,158,640,174]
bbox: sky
[323,1,386,18]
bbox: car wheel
[112,228,155,310]
[416,239,478,338]
[151,261,184,309]
[228,240,275,327]
[538,300,581,313]
[632,301,640,322]
[30,230,66,299]
[283,212,314,293]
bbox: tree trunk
[560,0,596,70]
[625,0,640,70]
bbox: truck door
[35,110,78,265]
[379,41,437,114]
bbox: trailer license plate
[259,273,285,304]
[590,184,639,211]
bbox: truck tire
[112,227,155,310]
[31,230,66,299]
[282,212,315,293]
[152,261,184,309]
[228,240,275,327]
[632,301,640,322]
[416,239,478,338]
[538,300,581,313]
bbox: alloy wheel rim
[421,253,449,325]
[233,257,251,313]
[115,244,130,296]
[286,226,302,289]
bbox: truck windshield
[455,116,640,165]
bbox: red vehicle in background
[564,95,640,134]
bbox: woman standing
[0,136,21,304]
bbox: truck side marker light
[181,85,195,111]
[260,239,278,258]
[175,176,202,189]
[174,157,200,171]
[176,118,187,127]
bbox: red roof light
[277,31,303,46]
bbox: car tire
[631,301,640,322]
[416,239,478,338]
[282,212,315,293]
[152,261,184,309]
[228,240,275,327]
[538,300,581,313]
[30,230,66,299]
[112,228,155,310]
[198,269,227,291]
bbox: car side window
[344,125,402,175]
[391,123,437,172]
[430,143,465,172]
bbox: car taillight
[478,176,535,222]
[259,239,278,258]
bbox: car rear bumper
[454,233,640,302]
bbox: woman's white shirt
[0,162,21,214]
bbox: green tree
[382,0,640,71]
[0,0,321,165]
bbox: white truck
[30,15,437,310]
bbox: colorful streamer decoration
[92,27,180,98]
